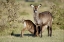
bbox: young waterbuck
[20,19,38,37]
[30,4,53,37]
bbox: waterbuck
[20,20,38,37]
[30,4,53,37]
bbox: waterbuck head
[30,4,42,13]
[30,4,42,25]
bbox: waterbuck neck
[33,10,39,16]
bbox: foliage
[20,11,29,15]
[51,4,64,30]
[0,0,64,35]
[0,0,20,35]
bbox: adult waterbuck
[30,4,53,37]
[20,19,37,37]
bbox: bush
[60,25,64,30]
[20,11,29,15]
[0,0,19,33]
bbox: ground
[0,29,64,42]
[0,0,64,42]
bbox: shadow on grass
[24,34,34,37]
[11,33,35,37]
[11,34,20,37]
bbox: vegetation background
[0,0,64,42]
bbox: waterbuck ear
[38,4,42,8]
[30,4,34,8]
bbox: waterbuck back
[38,11,52,26]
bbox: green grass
[0,29,64,42]
[0,0,64,42]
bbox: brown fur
[20,20,37,37]
[30,4,53,37]
[38,11,52,37]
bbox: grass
[0,29,64,42]
[0,0,64,42]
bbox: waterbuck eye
[34,6,38,10]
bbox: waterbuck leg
[40,25,42,37]
[50,27,52,37]
[47,26,50,36]
[38,26,41,34]
[36,25,39,36]
[34,26,36,36]
[20,28,27,37]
